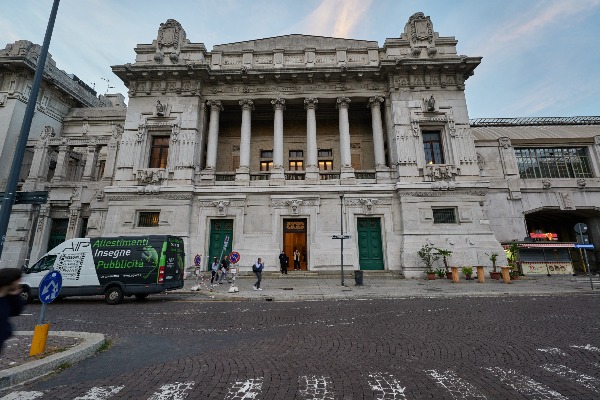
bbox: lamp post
[331,194,350,286]
[0,0,60,258]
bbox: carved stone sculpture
[156,100,165,116]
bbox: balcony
[250,173,269,181]
[285,171,305,180]
[320,172,340,180]
[215,173,235,182]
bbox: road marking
[485,367,568,399]
[541,364,600,394]
[537,348,568,356]
[366,372,406,399]
[224,378,263,400]
[570,344,600,352]
[0,392,44,400]
[147,382,195,400]
[298,375,335,400]
[426,369,487,399]
[73,386,124,400]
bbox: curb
[0,331,105,390]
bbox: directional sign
[575,244,595,250]
[0,191,48,205]
[39,270,62,304]
[229,251,240,264]
[194,254,202,266]
[332,235,351,240]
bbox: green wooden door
[357,218,384,270]
[47,218,68,252]
[208,219,233,270]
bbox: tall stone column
[236,99,254,184]
[336,97,354,181]
[304,98,319,182]
[369,97,386,168]
[51,143,71,182]
[200,100,223,184]
[81,143,99,181]
[270,98,286,184]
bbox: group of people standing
[278,249,301,274]
[210,255,231,286]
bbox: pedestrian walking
[279,250,288,275]
[218,255,230,284]
[294,249,301,270]
[210,257,220,285]
[1,268,24,353]
[252,257,264,291]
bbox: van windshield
[28,255,57,273]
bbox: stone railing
[320,172,340,180]
[285,172,305,180]
[250,173,269,181]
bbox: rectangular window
[289,150,304,158]
[318,161,333,171]
[138,212,160,227]
[96,160,106,180]
[289,160,303,171]
[318,149,333,157]
[433,208,456,224]
[260,150,273,158]
[422,131,444,164]
[515,147,594,179]
[149,136,170,168]
[260,161,273,171]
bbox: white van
[21,235,185,304]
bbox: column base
[396,164,419,179]
[375,165,392,182]
[235,166,250,185]
[270,166,285,185]
[305,166,320,183]
[340,166,355,182]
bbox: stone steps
[235,270,405,279]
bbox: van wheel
[20,287,33,304]
[105,287,124,305]
[134,294,148,301]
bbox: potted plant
[487,251,501,280]
[436,248,453,279]
[418,244,440,280]
[510,269,520,280]
[435,268,445,279]
[461,266,474,280]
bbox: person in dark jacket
[0,268,24,353]
[278,250,288,275]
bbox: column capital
[239,98,255,111]
[206,100,224,112]
[304,98,318,110]
[368,96,385,108]
[336,97,351,109]
[271,98,286,111]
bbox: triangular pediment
[213,34,378,53]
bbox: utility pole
[0,0,60,258]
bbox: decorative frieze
[398,190,487,197]
[136,168,166,185]
[424,164,457,181]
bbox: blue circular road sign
[39,270,62,304]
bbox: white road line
[298,375,336,400]
[570,344,600,352]
[537,348,568,356]
[426,369,487,399]
[542,364,600,394]
[366,372,406,399]
[485,367,568,400]
[147,382,195,400]
[73,386,125,400]
[0,392,44,400]
[223,378,263,400]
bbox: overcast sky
[2,0,599,118]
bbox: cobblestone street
[2,293,599,399]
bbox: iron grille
[138,212,160,227]
[433,208,456,224]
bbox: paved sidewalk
[180,273,600,301]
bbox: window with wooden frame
[260,149,273,172]
[422,131,444,165]
[149,136,170,168]
[318,149,333,171]
[289,150,304,171]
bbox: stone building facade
[1,13,598,276]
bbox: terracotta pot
[510,274,520,280]
[446,271,452,279]
[427,272,436,280]
[465,274,472,280]
[489,271,501,280]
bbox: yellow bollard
[501,266,511,284]
[476,266,485,283]
[451,266,459,283]
[30,323,50,357]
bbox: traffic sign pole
[30,269,62,356]
[574,223,594,291]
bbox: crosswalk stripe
[485,367,567,399]
[298,375,335,400]
[73,386,125,400]
[147,382,195,400]
[366,372,406,399]
[570,344,600,353]
[426,369,487,399]
[0,392,44,400]
[223,378,263,400]
[541,364,600,394]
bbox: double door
[357,218,384,270]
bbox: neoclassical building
[1,13,598,276]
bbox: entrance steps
[235,270,405,279]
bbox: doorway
[283,218,307,270]
[208,219,233,270]
[47,218,68,252]
[357,217,384,270]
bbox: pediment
[213,35,377,52]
